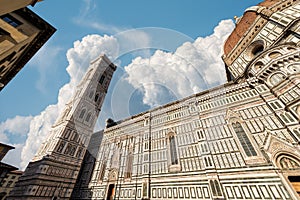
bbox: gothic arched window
[169,135,178,165]
[76,147,82,158]
[57,141,66,153]
[64,143,72,155]
[277,155,300,169]
[88,89,94,99]
[79,109,86,119]
[232,122,257,157]
[98,161,107,182]
[210,180,217,197]
[99,75,105,84]
[86,112,92,122]
[209,180,222,197]
[95,93,99,102]
[69,145,76,156]
[124,151,133,179]
[215,180,222,196]
[71,132,79,142]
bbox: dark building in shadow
[71,130,104,199]
[0,7,55,91]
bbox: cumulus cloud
[0,115,32,169]
[0,115,33,137]
[2,143,23,169]
[1,19,235,170]
[124,19,234,106]
[0,132,9,144]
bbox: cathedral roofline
[0,142,15,150]
[102,80,247,132]
[223,0,287,59]
[222,0,298,81]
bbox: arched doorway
[0,192,7,200]
[106,184,115,200]
[106,170,118,200]
[276,154,300,196]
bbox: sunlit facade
[74,0,300,199]
[0,7,55,91]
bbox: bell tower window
[79,109,86,119]
[99,75,105,84]
[85,112,92,122]
[95,93,99,102]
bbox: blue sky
[0,0,262,169]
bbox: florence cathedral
[8,0,300,199]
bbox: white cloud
[0,115,33,137]
[124,19,235,106]
[2,143,23,169]
[0,116,32,169]
[20,105,60,168]
[81,0,97,16]
[0,132,9,144]
[74,0,125,34]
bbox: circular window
[268,51,282,59]
[287,63,300,74]
[244,40,265,61]
[253,61,264,71]
[287,46,296,51]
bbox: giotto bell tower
[8,54,116,199]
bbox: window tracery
[280,157,300,169]
[169,135,178,165]
[277,155,300,169]
[57,141,66,153]
[79,108,86,119]
[86,112,92,122]
[232,122,257,157]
